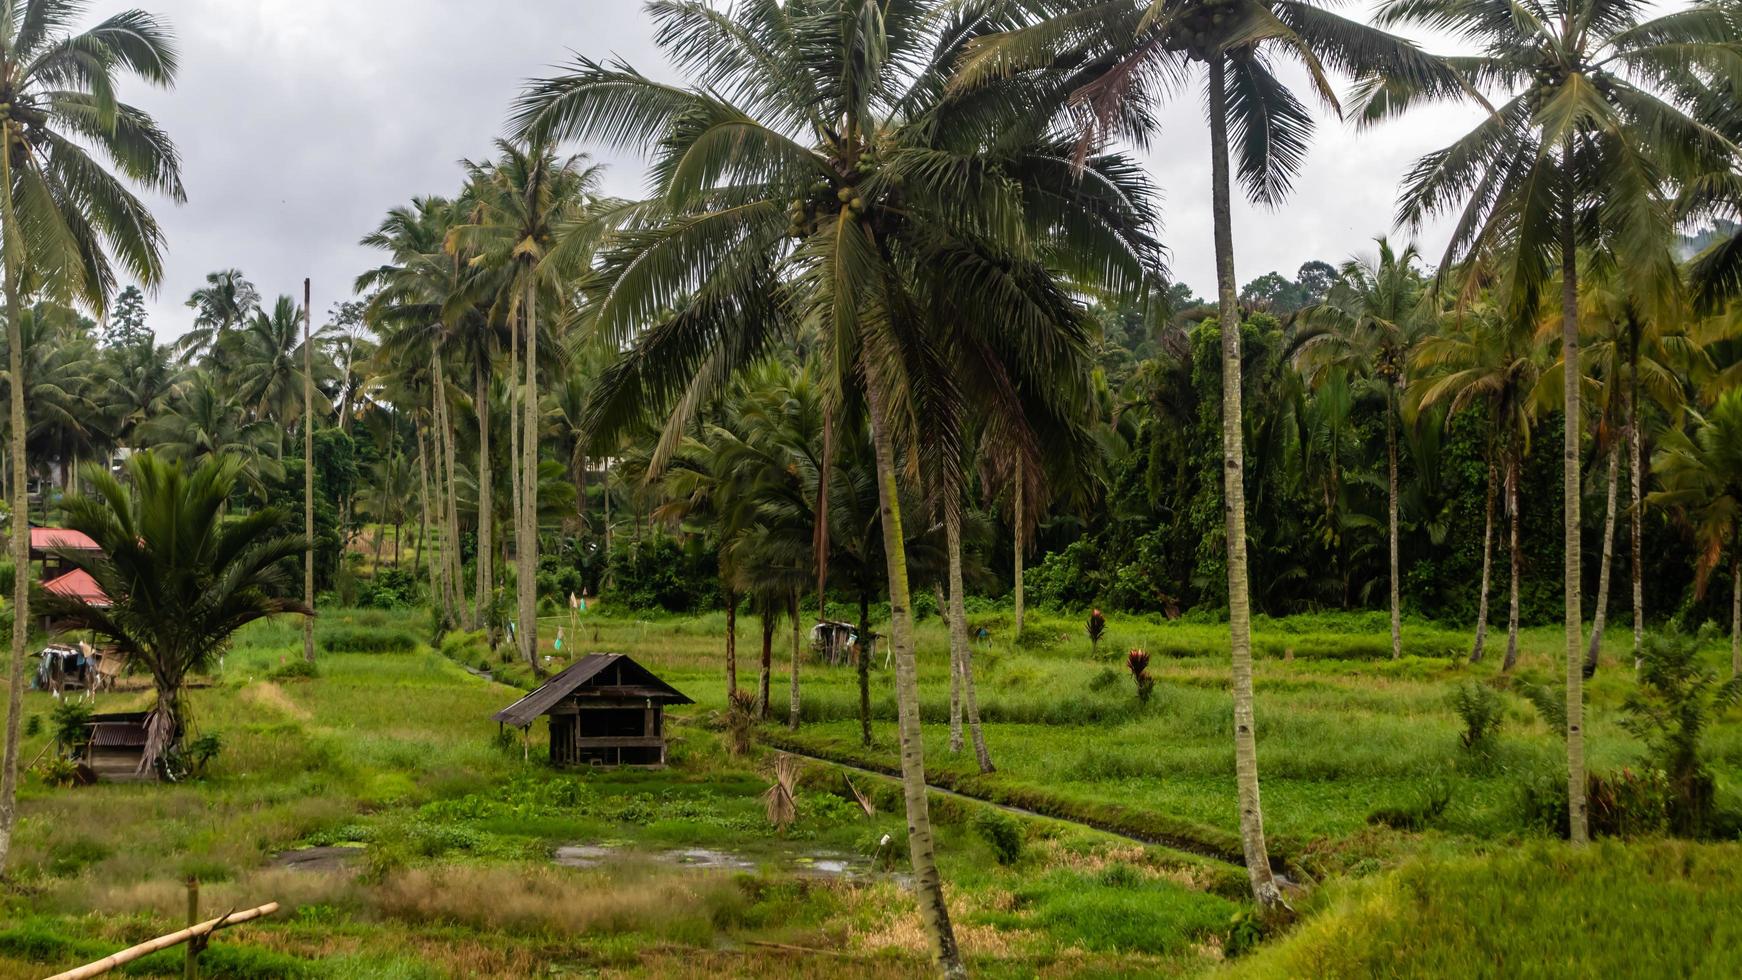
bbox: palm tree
[1369,0,1738,848]
[451,139,608,676]
[231,295,334,452]
[1579,260,1700,671]
[102,338,182,448]
[513,2,1162,966]
[956,0,1457,908]
[0,0,184,873]
[137,372,285,495]
[361,196,473,627]
[1412,303,1542,671]
[39,453,309,773]
[1294,238,1432,657]
[179,268,260,361]
[1652,391,1742,675]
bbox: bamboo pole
[302,278,316,664]
[44,902,279,980]
[183,878,199,980]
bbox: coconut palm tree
[1294,238,1432,657]
[1579,260,1701,671]
[451,139,609,676]
[1651,390,1742,675]
[0,0,185,873]
[1412,302,1543,671]
[137,372,286,494]
[179,268,259,361]
[1368,0,1739,848]
[360,196,474,628]
[512,2,1162,966]
[231,295,335,452]
[955,0,1457,908]
[38,452,309,773]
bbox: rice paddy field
[4,602,1740,977]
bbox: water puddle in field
[275,845,364,873]
[553,842,901,883]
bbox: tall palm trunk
[759,612,773,720]
[510,310,525,665]
[858,588,872,747]
[788,589,801,730]
[1471,453,1497,662]
[1504,454,1522,671]
[1586,442,1621,674]
[1,274,29,873]
[1559,178,1588,846]
[435,357,466,625]
[475,370,494,638]
[943,583,962,753]
[1012,462,1025,636]
[1209,59,1284,911]
[416,423,438,607]
[302,280,316,665]
[520,284,542,679]
[1387,389,1402,659]
[864,379,963,976]
[947,507,993,773]
[725,586,738,697]
[1629,388,1644,669]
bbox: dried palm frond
[763,753,799,834]
[845,775,876,819]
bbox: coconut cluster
[784,151,885,239]
[1166,0,1242,61]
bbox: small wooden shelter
[492,654,692,768]
[83,711,154,782]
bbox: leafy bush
[1519,767,1670,839]
[606,534,719,611]
[269,659,318,681]
[971,808,1024,865]
[1452,682,1503,750]
[49,700,93,755]
[320,625,419,654]
[35,757,80,789]
[1622,629,1741,837]
[439,629,490,665]
[359,567,421,609]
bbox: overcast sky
[121,0,1490,338]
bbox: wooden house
[492,654,692,768]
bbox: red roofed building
[42,568,109,608]
[28,525,102,578]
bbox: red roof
[42,569,110,607]
[30,527,100,552]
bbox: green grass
[1227,840,1742,978]
[6,598,1741,976]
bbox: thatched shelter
[492,654,692,768]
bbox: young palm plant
[37,453,310,774]
[954,0,1459,910]
[512,2,1162,968]
[0,0,185,873]
[1650,391,1742,676]
[1365,0,1740,847]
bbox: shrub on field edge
[972,808,1024,865]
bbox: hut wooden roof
[492,653,692,728]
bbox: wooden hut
[83,712,154,782]
[492,654,692,768]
